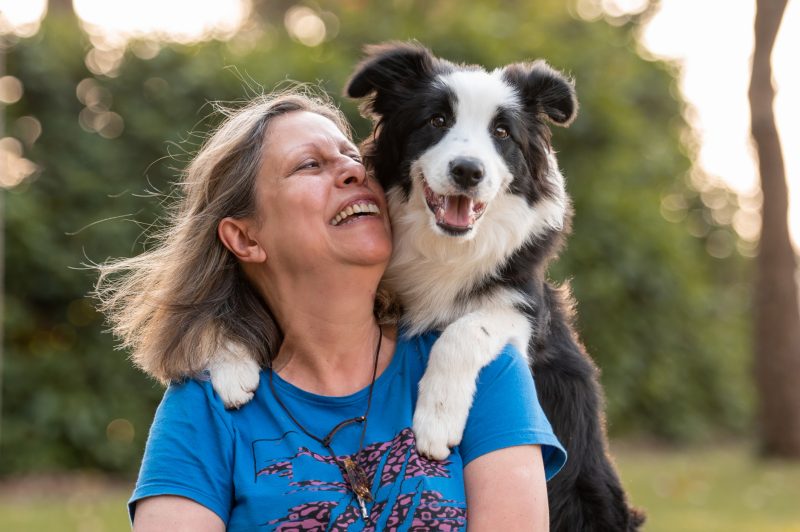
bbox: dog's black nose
[449,157,485,189]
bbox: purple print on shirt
[253,428,466,530]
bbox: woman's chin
[337,240,392,269]
[330,223,392,265]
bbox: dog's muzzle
[422,178,487,235]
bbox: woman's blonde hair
[95,89,396,384]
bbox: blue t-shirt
[129,331,566,530]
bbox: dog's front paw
[209,349,261,409]
[413,408,458,461]
[412,371,474,461]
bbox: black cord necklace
[268,326,382,520]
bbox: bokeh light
[0,75,23,104]
[73,0,251,50]
[14,116,42,147]
[284,6,328,47]
[105,418,135,444]
[0,0,47,37]
[0,136,38,188]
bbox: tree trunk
[749,0,800,458]
[49,0,74,14]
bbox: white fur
[417,70,520,206]
[413,304,532,459]
[209,341,261,409]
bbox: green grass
[616,442,800,532]
[0,475,132,532]
[1,443,799,531]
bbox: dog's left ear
[504,61,578,126]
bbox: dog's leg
[208,341,262,409]
[413,306,531,460]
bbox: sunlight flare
[73,0,251,49]
[0,0,47,37]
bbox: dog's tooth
[345,206,354,216]
[353,204,363,214]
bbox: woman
[96,90,566,531]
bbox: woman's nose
[335,157,367,187]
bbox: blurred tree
[749,0,800,458]
[50,0,74,15]
[1,0,752,474]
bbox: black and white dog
[344,42,644,531]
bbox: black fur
[346,42,644,531]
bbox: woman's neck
[256,265,394,396]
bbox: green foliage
[1,0,751,474]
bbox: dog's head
[346,42,577,241]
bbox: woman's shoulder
[159,373,240,431]
[165,372,218,401]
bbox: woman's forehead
[264,111,352,154]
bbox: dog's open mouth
[422,179,487,235]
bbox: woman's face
[252,110,392,275]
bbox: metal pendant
[342,457,372,518]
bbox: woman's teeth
[330,201,381,226]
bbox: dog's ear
[504,60,577,126]
[345,41,438,118]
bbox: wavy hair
[95,89,397,384]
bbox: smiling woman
[93,87,562,531]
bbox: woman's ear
[218,217,267,263]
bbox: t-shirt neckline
[269,334,406,407]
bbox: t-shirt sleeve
[458,344,567,481]
[128,377,235,525]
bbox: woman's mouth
[330,200,382,226]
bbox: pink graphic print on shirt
[254,428,466,530]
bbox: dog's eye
[430,114,447,128]
[493,125,510,139]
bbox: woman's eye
[298,160,319,170]
[430,114,447,128]
[493,125,510,139]
[348,153,363,163]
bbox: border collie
[342,42,644,531]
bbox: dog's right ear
[345,42,437,118]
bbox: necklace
[268,326,382,520]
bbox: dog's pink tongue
[443,195,473,228]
